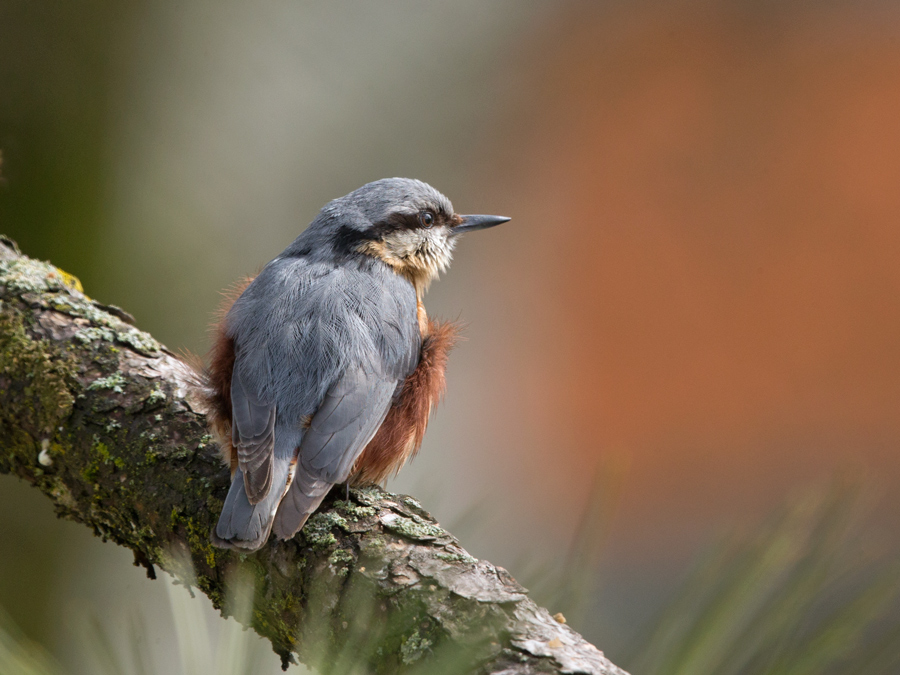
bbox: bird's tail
[211,455,291,551]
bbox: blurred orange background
[475,0,900,555]
[2,0,899,669]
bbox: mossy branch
[0,236,628,675]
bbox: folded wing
[272,364,396,539]
[230,365,276,504]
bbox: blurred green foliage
[0,606,59,675]
[621,482,900,675]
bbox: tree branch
[0,235,628,675]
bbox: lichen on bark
[0,235,628,675]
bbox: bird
[203,177,510,551]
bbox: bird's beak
[453,214,511,234]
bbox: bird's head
[313,178,509,296]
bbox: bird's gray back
[226,253,420,425]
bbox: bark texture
[0,235,628,675]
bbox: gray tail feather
[212,457,291,551]
[272,469,333,541]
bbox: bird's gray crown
[322,178,453,232]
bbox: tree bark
[0,235,628,675]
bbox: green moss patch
[382,514,445,541]
[0,309,75,456]
[303,511,349,550]
[334,499,377,521]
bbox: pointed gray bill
[454,214,511,234]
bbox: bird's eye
[419,211,435,228]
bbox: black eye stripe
[367,208,448,236]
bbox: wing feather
[300,365,395,481]
[230,365,276,504]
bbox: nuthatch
[204,178,509,550]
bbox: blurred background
[2,1,900,672]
